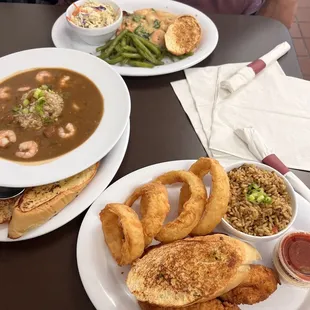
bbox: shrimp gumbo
[0,68,103,161]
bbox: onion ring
[154,170,207,243]
[99,203,145,266]
[124,182,170,246]
[179,158,230,236]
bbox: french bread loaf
[8,163,99,239]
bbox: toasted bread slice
[0,197,20,223]
[127,234,261,308]
[139,299,240,310]
[8,163,99,239]
[165,15,202,56]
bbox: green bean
[127,60,154,68]
[130,33,161,56]
[99,52,108,60]
[115,43,122,53]
[122,45,137,53]
[158,51,166,61]
[121,37,126,47]
[122,58,129,65]
[137,47,163,65]
[127,36,134,47]
[104,56,123,65]
[121,52,142,59]
[165,52,175,62]
[96,40,113,52]
[110,52,122,60]
[101,29,128,58]
[129,34,163,65]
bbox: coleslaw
[69,1,117,29]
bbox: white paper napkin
[171,61,310,171]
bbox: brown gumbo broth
[0,68,103,162]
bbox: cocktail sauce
[280,232,310,282]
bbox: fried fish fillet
[165,15,202,56]
[220,265,280,305]
[127,234,261,308]
[139,299,240,310]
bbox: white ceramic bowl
[221,161,298,243]
[66,0,122,45]
[0,47,130,187]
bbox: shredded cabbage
[70,1,117,29]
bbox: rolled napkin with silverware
[221,41,291,93]
[235,127,310,203]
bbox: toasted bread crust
[8,163,99,239]
[0,197,20,224]
[127,235,261,308]
[139,299,240,310]
[165,15,202,56]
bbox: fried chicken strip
[138,265,278,309]
[139,299,240,310]
[220,265,280,305]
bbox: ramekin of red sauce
[273,231,310,287]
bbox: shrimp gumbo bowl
[0,47,130,187]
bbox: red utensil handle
[262,154,289,175]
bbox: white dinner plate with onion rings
[0,48,130,187]
[0,123,130,242]
[51,0,219,77]
[77,160,310,310]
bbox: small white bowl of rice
[221,161,297,243]
[66,0,122,45]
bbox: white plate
[51,0,219,76]
[0,123,130,242]
[0,48,130,187]
[77,160,310,310]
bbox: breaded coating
[139,299,240,310]
[220,265,280,305]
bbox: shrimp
[17,86,31,92]
[58,123,76,139]
[150,29,165,47]
[35,70,53,84]
[0,86,11,100]
[0,130,16,148]
[59,75,71,88]
[15,141,38,159]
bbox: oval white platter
[0,123,130,242]
[77,160,310,310]
[51,0,219,76]
[0,48,130,187]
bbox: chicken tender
[139,299,240,310]
[221,265,280,305]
